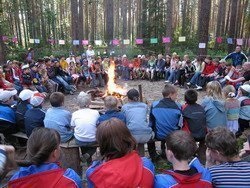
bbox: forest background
[0,0,250,63]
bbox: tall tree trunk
[78,0,84,40]
[0,0,6,64]
[84,0,89,40]
[165,0,173,54]
[198,0,211,55]
[105,0,114,46]
[228,0,238,52]
[215,0,226,49]
[181,0,187,36]
[121,0,127,39]
[71,0,78,40]
[128,0,132,39]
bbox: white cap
[240,84,250,93]
[0,89,17,102]
[21,64,29,70]
[30,93,45,107]
[19,89,35,101]
[122,54,127,58]
[138,55,142,58]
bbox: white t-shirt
[66,57,76,65]
[71,108,100,142]
[86,49,95,66]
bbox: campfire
[106,61,127,98]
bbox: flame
[107,61,127,96]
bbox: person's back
[86,118,154,188]
[155,131,212,188]
[24,93,46,137]
[206,127,250,187]
[97,96,126,125]
[201,81,227,129]
[182,89,207,140]
[150,85,181,140]
[44,92,73,143]
[8,128,82,188]
[122,89,153,143]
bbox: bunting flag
[123,39,130,45]
[236,38,243,46]
[178,36,186,42]
[216,37,223,43]
[150,38,158,44]
[48,39,55,45]
[112,39,120,45]
[82,40,89,45]
[12,36,18,43]
[198,43,206,49]
[58,40,65,45]
[73,40,80,45]
[162,37,171,43]
[2,36,8,42]
[227,38,233,44]
[94,40,102,45]
[135,39,143,44]
[34,39,40,44]
[29,39,34,44]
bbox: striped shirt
[0,148,7,175]
[209,161,250,188]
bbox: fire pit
[88,61,127,109]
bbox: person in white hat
[24,93,46,137]
[15,89,34,132]
[0,89,18,138]
[236,84,250,136]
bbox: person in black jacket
[182,89,207,164]
[24,93,46,137]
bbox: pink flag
[112,39,120,45]
[2,36,8,42]
[216,37,222,43]
[135,39,143,44]
[82,40,89,45]
[237,38,243,46]
[12,36,18,43]
[48,39,55,45]
[162,37,171,43]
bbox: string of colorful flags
[2,36,250,48]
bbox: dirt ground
[43,79,206,111]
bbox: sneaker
[196,86,203,90]
[187,82,191,86]
[165,80,170,83]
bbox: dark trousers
[147,140,165,159]
[238,118,250,133]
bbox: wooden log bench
[60,139,99,176]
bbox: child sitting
[25,92,46,137]
[155,130,212,187]
[222,85,240,134]
[44,92,73,143]
[86,118,154,188]
[15,89,34,132]
[148,84,182,161]
[236,84,250,136]
[182,89,207,163]
[201,81,227,129]
[9,128,82,187]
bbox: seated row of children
[1,123,249,187]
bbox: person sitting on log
[86,118,154,188]
[8,128,83,188]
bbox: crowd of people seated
[0,44,249,187]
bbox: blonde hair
[222,85,236,98]
[206,81,224,100]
